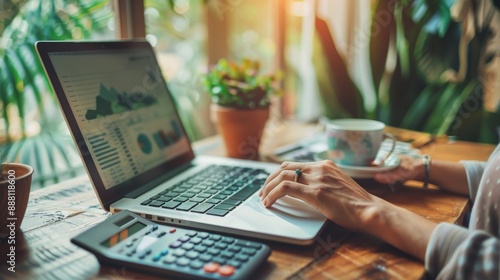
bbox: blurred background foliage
[0,0,207,190]
[144,0,213,141]
[0,0,212,189]
[318,0,500,143]
[0,0,114,189]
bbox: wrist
[413,155,430,182]
[359,197,410,241]
[422,155,431,188]
[357,197,394,237]
[358,196,437,260]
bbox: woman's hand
[375,155,470,195]
[259,160,380,232]
[259,159,437,261]
[373,155,425,184]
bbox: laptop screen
[37,41,195,208]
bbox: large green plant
[320,0,500,143]
[0,0,113,188]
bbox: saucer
[313,151,401,179]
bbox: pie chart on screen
[137,134,152,154]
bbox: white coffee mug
[325,119,396,166]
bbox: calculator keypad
[72,211,270,280]
[117,226,268,278]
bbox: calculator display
[101,222,146,248]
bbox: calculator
[71,210,271,279]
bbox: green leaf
[44,135,60,182]
[314,17,364,118]
[400,84,444,129]
[437,1,452,36]
[395,5,410,77]
[4,50,27,135]
[381,60,427,126]
[16,44,45,118]
[2,132,84,188]
[437,80,481,135]
[369,0,396,96]
[414,22,460,84]
[50,133,78,177]
[423,82,458,133]
[0,61,11,139]
[4,138,24,163]
[479,111,500,143]
[0,0,113,188]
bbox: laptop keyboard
[140,165,269,217]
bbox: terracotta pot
[0,163,34,238]
[210,104,270,160]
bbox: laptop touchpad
[272,196,324,219]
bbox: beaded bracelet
[422,154,431,188]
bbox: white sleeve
[459,160,487,201]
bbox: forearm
[375,157,469,195]
[425,160,469,195]
[362,196,437,260]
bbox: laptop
[36,40,327,245]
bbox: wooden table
[0,120,496,279]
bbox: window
[144,0,212,141]
[0,0,116,189]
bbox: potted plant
[203,58,282,160]
[0,151,34,238]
